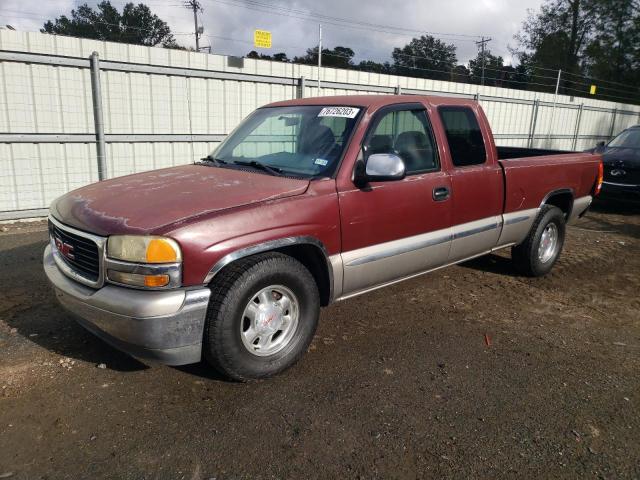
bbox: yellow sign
[253,30,272,49]
[590,85,597,95]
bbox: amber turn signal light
[108,270,170,288]
[146,239,179,263]
[143,274,170,287]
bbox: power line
[527,64,640,91]
[0,8,195,36]
[4,1,638,97]
[204,0,481,44]
[201,0,638,95]
[16,3,632,94]
[204,0,484,41]
[207,34,625,95]
[559,69,640,91]
[2,7,638,104]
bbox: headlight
[106,236,182,289]
[107,236,182,263]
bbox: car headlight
[107,235,182,263]
[106,236,182,289]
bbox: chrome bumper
[43,245,211,365]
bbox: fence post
[527,99,539,148]
[572,103,583,151]
[297,76,305,99]
[89,52,107,181]
[394,85,401,95]
[608,108,617,139]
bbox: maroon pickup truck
[44,95,603,380]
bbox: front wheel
[511,205,566,277]
[203,252,320,381]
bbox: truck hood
[50,165,310,236]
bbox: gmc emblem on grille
[54,236,75,260]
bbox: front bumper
[43,245,211,365]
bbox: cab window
[439,106,486,167]
[364,109,439,174]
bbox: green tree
[293,46,355,69]
[42,1,180,48]
[514,0,640,102]
[246,51,289,62]
[503,62,535,90]
[513,0,597,94]
[450,65,471,83]
[583,0,639,100]
[515,0,596,71]
[391,35,457,80]
[468,50,506,86]
[272,52,289,62]
[357,60,392,74]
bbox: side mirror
[597,141,606,148]
[356,153,405,186]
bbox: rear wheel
[203,252,320,381]
[512,205,566,277]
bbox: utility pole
[185,0,203,51]
[475,36,492,86]
[317,24,322,96]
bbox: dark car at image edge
[591,125,640,203]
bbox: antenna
[317,24,322,95]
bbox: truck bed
[497,146,572,160]
[498,150,601,213]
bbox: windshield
[608,128,640,148]
[210,105,362,177]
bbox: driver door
[337,103,453,297]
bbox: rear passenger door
[437,106,504,261]
[338,103,453,296]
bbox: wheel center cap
[257,304,283,334]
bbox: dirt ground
[0,202,639,479]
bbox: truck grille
[49,220,101,282]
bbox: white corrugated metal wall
[1,30,639,220]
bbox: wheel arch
[203,237,336,306]
[540,188,574,219]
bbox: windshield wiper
[198,155,228,167]
[233,160,284,176]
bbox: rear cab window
[438,106,487,167]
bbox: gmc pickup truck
[44,95,603,381]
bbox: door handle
[433,186,450,201]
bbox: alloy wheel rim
[538,223,558,263]
[240,285,299,357]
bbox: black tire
[203,252,320,381]
[511,205,566,277]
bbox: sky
[0,0,545,66]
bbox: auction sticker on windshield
[318,107,360,118]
